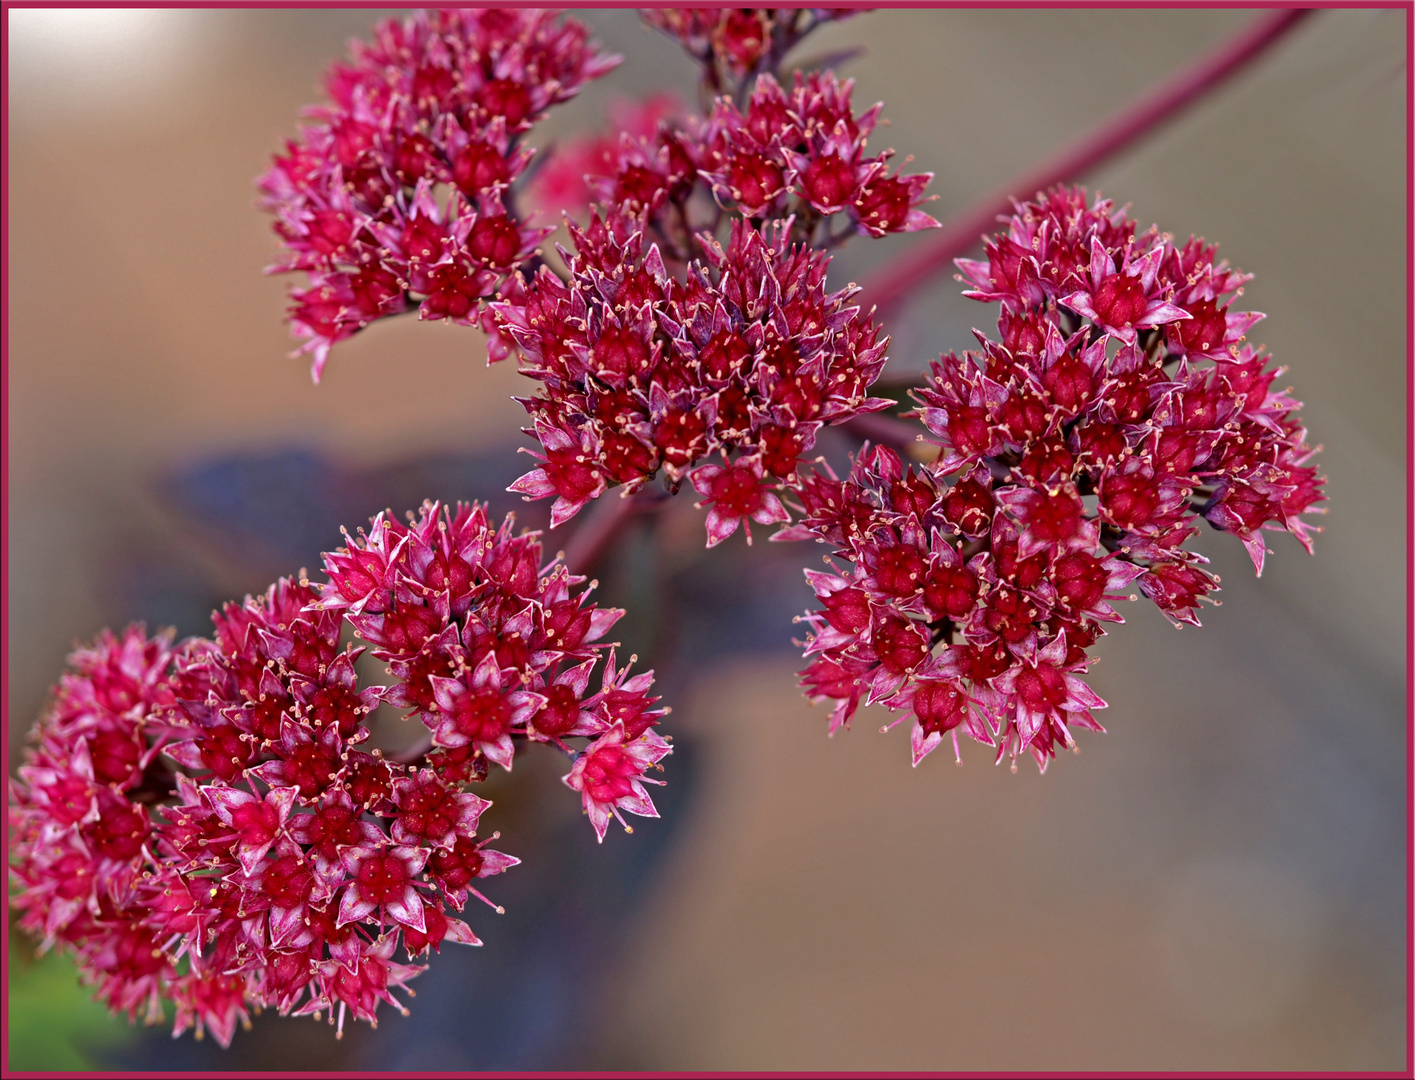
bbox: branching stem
[860,9,1311,319]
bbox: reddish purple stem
[842,413,929,451]
[862,9,1312,319]
[559,487,670,574]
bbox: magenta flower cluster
[642,9,860,89]
[792,188,1324,769]
[492,211,889,541]
[258,8,618,380]
[13,6,1326,1053]
[9,503,667,1044]
[490,65,937,545]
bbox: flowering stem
[560,487,671,574]
[841,412,929,451]
[393,734,435,767]
[861,8,1312,319]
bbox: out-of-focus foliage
[7,927,135,1071]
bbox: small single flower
[691,459,791,546]
[428,652,545,769]
[337,843,430,933]
[563,724,672,842]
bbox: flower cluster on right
[792,187,1325,770]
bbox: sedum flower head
[790,187,1324,770]
[9,503,667,1043]
[494,210,891,532]
[259,9,619,380]
[642,9,866,86]
[489,68,935,544]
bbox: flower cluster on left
[9,502,667,1044]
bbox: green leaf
[7,939,135,1072]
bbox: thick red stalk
[861,9,1312,319]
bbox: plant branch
[861,9,1312,319]
[559,486,671,574]
[840,412,928,451]
[393,733,434,766]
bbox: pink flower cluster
[696,71,937,233]
[9,503,668,1044]
[792,187,1324,770]
[490,68,937,545]
[493,212,889,543]
[319,501,669,828]
[258,9,618,380]
[642,9,861,88]
[525,92,686,223]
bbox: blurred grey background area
[5,7,1407,1072]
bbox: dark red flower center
[532,683,581,737]
[452,688,512,743]
[1178,298,1228,353]
[820,587,871,635]
[855,176,911,233]
[728,154,784,214]
[1041,354,1095,413]
[397,780,458,843]
[544,446,603,502]
[1101,474,1160,530]
[982,588,1038,645]
[873,617,929,675]
[923,565,979,619]
[1052,552,1107,611]
[592,325,651,384]
[654,409,708,467]
[1014,662,1068,712]
[355,852,412,905]
[616,165,667,208]
[803,154,854,209]
[477,78,532,126]
[707,465,766,518]
[468,215,520,269]
[453,140,510,196]
[914,680,969,736]
[1091,272,1148,328]
[89,729,141,786]
[580,744,638,803]
[872,545,926,597]
[264,853,314,909]
[700,329,751,382]
[431,837,484,891]
[1023,488,1084,545]
[941,477,994,536]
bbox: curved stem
[862,9,1312,319]
[393,734,434,767]
[840,412,929,451]
[559,486,671,574]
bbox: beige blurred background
[6,7,1407,1071]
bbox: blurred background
[6,7,1407,1071]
